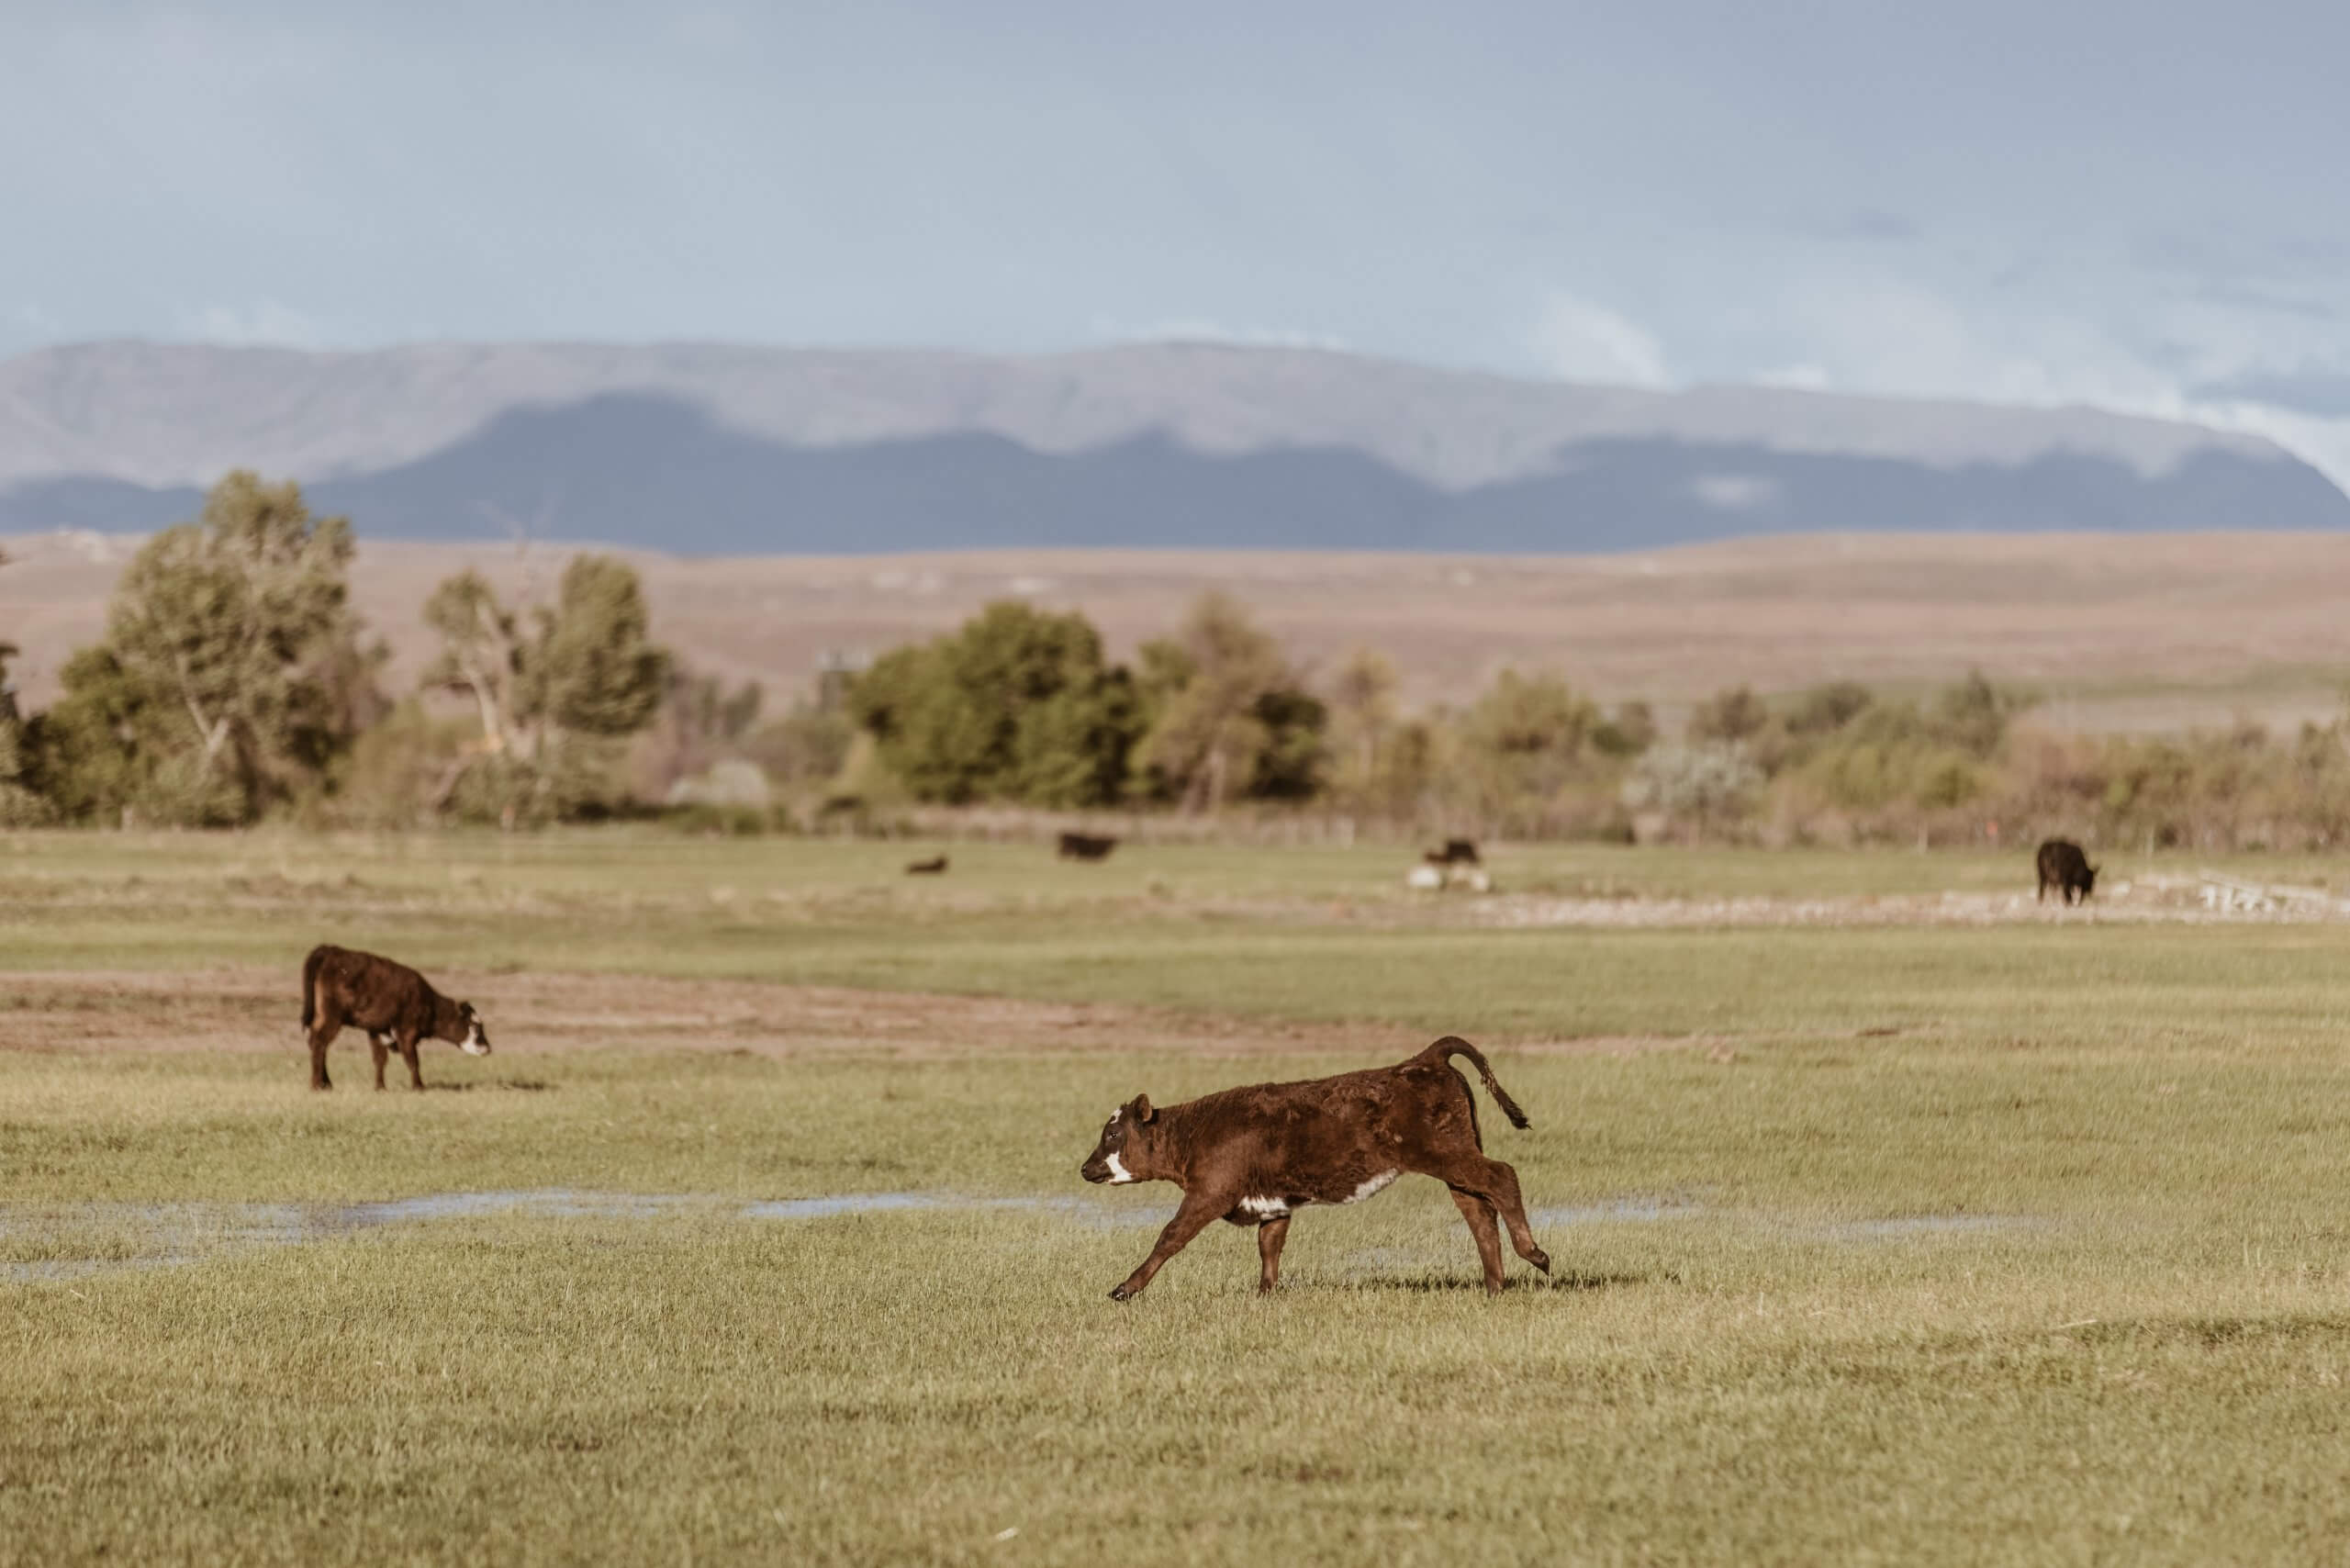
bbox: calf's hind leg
[1449,1189,1507,1293]
[1426,1152,1550,1275]
[306,1009,341,1091]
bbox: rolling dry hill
[6,532,2348,734]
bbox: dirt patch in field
[1,968,1477,1061]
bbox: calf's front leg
[1256,1215,1292,1294]
[1111,1191,1225,1302]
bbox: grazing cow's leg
[307,1008,341,1092]
[1449,1188,1507,1293]
[1111,1191,1226,1302]
[369,1033,390,1091]
[398,1030,426,1091]
[1256,1215,1292,1294]
[2037,876,2048,902]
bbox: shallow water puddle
[3,1189,2049,1282]
[1,1188,1152,1281]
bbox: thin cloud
[1095,318,1350,353]
[175,301,331,350]
[1529,294,1671,388]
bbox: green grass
[11,833,2350,1563]
[10,1040,2350,1564]
[0,823,2241,908]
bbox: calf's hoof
[1109,1282,1139,1302]
[1528,1249,1552,1274]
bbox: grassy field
[8,832,2350,1563]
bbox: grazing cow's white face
[1080,1096,1155,1185]
[456,1002,491,1057]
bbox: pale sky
[7,1,2349,479]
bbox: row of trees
[10,471,2350,849]
[3,473,677,828]
[849,595,1323,811]
[836,599,2350,851]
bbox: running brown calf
[1079,1036,1550,1299]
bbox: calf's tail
[300,945,328,1030]
[1425,1036,1532,1130]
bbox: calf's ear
[1132,1094,1155,1123]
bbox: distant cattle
[1080,1036,1549,1298]
[1058,832,1118,861]
[905,855,949,875]
[300,945,490,1092]
[2036,839,2098,904]
[1424,838,1482,867]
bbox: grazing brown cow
[905,855,950,875]
[2036,838,2098,904]
[1080,1036,1550,1299]
[300,945,490,1092]
[1057,832,1118,861]
[1423,837,1482,867]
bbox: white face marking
[1343,1170,1401,1205]
[1102,1151,1135,1184]
[1109,1107,1121,1125]
[461,1025,489,1057]
[1238,1195,1291,1218]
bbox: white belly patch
[1237,1195,1292,1219]
[1343,1170,1400,1204]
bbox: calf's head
[436,1001,492,1057]
[1080,1096,1158,1185]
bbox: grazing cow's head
[450,1002,491,1057]
[2081,864,2099,895]
[1080,1095,1157,1185]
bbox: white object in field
[1406,865,1444,890]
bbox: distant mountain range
[2,342,2344,549]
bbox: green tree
[422,554,672,822]
[851,601,1140,807]
[42,472,377,823]
[1592,700,1658,759]
[1326,646,1399,806]
[32,646,185,823]
[1137,592,1324,812]
[532,556,670,739]
[1450,668,1603,823]
[743,704,856,790]
[0,637,47,824]
[1686,684,1769,745]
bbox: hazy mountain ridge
[1,342,2342,548]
